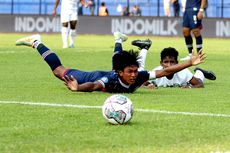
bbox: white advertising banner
[0,15,229,38]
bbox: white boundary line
[1,100,230,118]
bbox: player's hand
[141,82,157,90]
[190,49,206,66]
[84,3,89,8]
[52,10,57,17]
[63,75,78,91]
[147,84,158,89]
[197,11,204,20]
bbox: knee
[192,29,201,37]
[183,28,190,36]
[70,21,77,29]
[52,66,67,80]
[62,22,68,27]
[53,71,63,79]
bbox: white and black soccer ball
[102,94,134,125]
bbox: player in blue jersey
[15,32,206,93]
[180,0,207,61]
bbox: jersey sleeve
[138,71,151,82]
[97,76,109,88]
[148,71,156,79]
[149,66,162,79]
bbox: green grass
[0,33,230,153]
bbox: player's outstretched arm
[154,50,206,78]
[63,75,103,92]
[52,0,60,17]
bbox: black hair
[112,50,140,72]
[101,2,105,6]
[160,47,179,61]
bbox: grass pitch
[0,33,230,153]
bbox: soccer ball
[102,94,134,125]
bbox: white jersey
[61,0,79,14]
[152,66,193,87]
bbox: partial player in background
[88,0,95,16]
[139,47,216,89]
[52,0,86,49]
[15,32,205,93]
[180,0,207,61]
[163,0,171,17]
[171,0,180,17]
[99,2,109,16]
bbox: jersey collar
[118,78,130,88]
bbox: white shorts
[61,12,78,23]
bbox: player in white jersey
[52,0,86,49]
[152,65,194,87]
[131,44,216,88]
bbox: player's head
[113,50,140,85]
[160,47,179,68]
[101,2,105,6]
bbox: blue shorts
[183,8,202,29]
[64,69,113,84]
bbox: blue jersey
[185,0,201,9]
[65,69,150,93]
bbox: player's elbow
[90,82,103,91]
[86,83,98,92]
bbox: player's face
[161,56,178,68]
[119,65,138,85]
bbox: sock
[114,42,123,54]
[35,43,62,71]
[115,39,122,44]
[194,70,205,82]
[69,29,76,46]
[195,35,203,52]
[137,49,148,71]
[112,42,123,70]
[185,35,193,54]
[62,27,69,48]
[33,40,42,49]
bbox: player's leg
[180,27,193,61]
[183,28,193,53]
[112,32,128,69]
[69,20,77,48]
[61,12,70,49]
[192,28,203,53]
[180,11,193,61]
[68,12,78,48]
[61,22,69,49]
[164,0,171,17]
[194,67,216,81]
[131,39,152,71]
[113,31,128,53]
[15,35,68,80]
